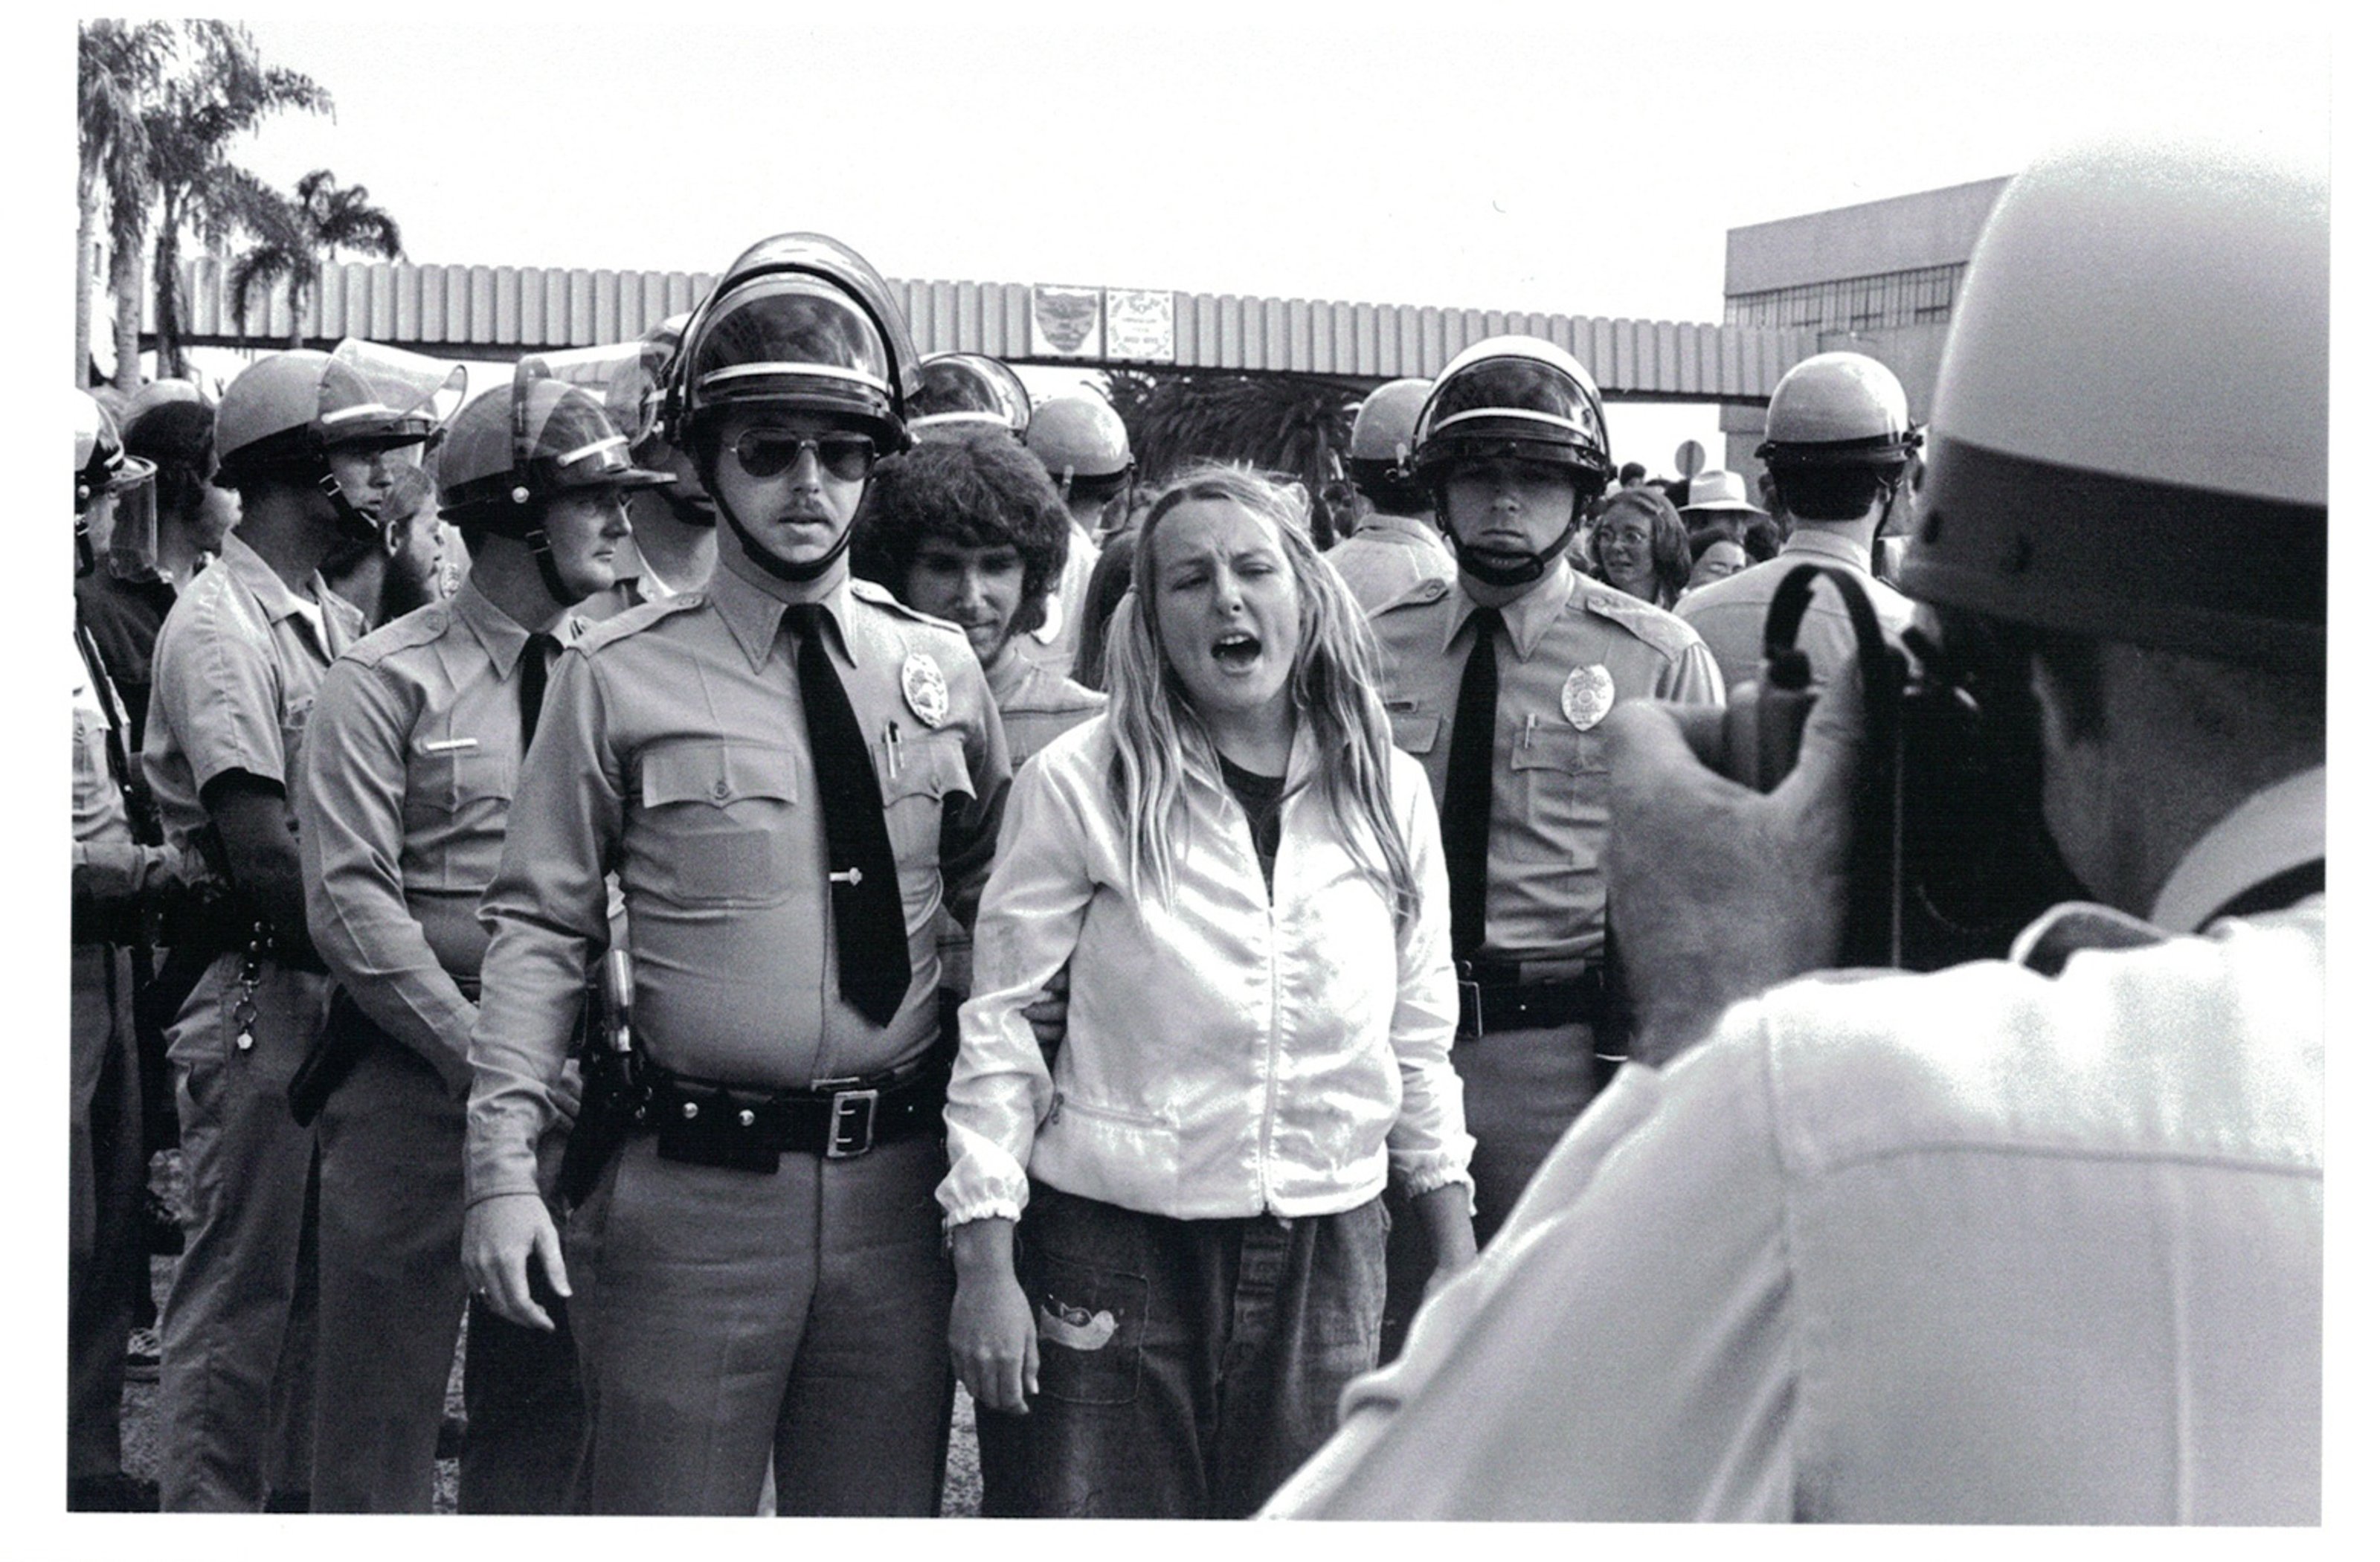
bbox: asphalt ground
[118,1151,988,1516]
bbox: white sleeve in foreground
[1264,1018,1797,1520]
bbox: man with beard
[322,461,451,629]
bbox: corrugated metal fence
[161,254,1811,402]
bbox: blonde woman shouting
[940,466,1475,1518]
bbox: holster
[554,1040,647,1211]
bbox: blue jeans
[1014,1183,1388,1517]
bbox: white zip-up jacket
[939,714,1473,1225]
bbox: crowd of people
[69,126,2323,1522]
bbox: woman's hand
[948,1218,1040,1414]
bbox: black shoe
[143,1190,184,1256]
[436,1415,467,1460]
[68,1472,159,1511]
[262,1488,310,1513]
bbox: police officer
[461,234,1012,1515]
[1017,390,1132,675]
[1366,336,1722,1256]
[1326,377,1454,613]
[1270,128,2324,1523]
[1676,351,1921,690]
[909,351,1034,446]
[597,314,720,609]
[293,368,666,1511]
[71,392,180,1511]
[141,349,434,1510]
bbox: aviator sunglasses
[730,429,878,483]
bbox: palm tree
[77,19,170,385]
[228,170,405,349]
[1107,370,1365,496]
[142,22,330,377]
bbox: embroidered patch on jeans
[1037,1298,1119,1351]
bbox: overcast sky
[106,2,2330,473]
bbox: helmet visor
[525,343,668,451]
[687,276,895,420]
[329,339,466,455]
[912,355,1031,436]
[1420,357,1607,462]
[512,359,675,495]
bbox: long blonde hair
[1102,464,1420,928]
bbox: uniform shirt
[1367,562,1723,962]
[938,648,1107,997]
[1267,769,2325,1523]
[1326,511,1455,615]
[1014,524,1099,676]
[72,631,181,928]
[143,530,364,874]
[1675,525,1914,694]
[297,581,585,1093]
[939,717,1473,1227]
[467,564,1010,1206]
[982,647,1106,768]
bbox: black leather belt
[643,1052,948,1173]
[1456,957,1607,1040]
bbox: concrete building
[1720,176,2010,476]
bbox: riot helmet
[211,349,436,543]
[74,388,156,576]
[1903,132,2325,674]
[1756,352,1922,524]
[1026,391,1133,502]
[439,359,672,605]
[1411,336,1612,585]
[912,353,1033,443]
[1346,377,1433,515]
[666,234,920,582]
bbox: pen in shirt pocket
[885,720,903,780]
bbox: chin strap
[1451,516,1581,590]
[74,518,96,579]
[707,466,862,585]
[522,527,578,605]
[315,466,387,550]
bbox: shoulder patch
[573,590,704,656]
[339,601,451,669]
[1572,574,1702,658]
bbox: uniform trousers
[562,1130,954,1515]
[69,943,148,1482]
[155,953,324,1510]
[1013,1183,1389,1519]
[312,1018,585,1512]
[1381,1017,1598,1361]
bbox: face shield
[330,338,469,464]
[911,354,1032,441]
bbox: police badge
[901,649,948,727]
[1560,664,1615,730]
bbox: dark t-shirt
[1217,753,1287,896]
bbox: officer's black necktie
[785,602,910,1028]
[1443,606,1502,960]
[519,632,560,751]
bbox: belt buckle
[1456,978,1483,1041]
[826,1087,879,1159]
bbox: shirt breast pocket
[407,736,516,816]
[878,730,973,897]
[637,739,800,907]
[1508,728,1611,858]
